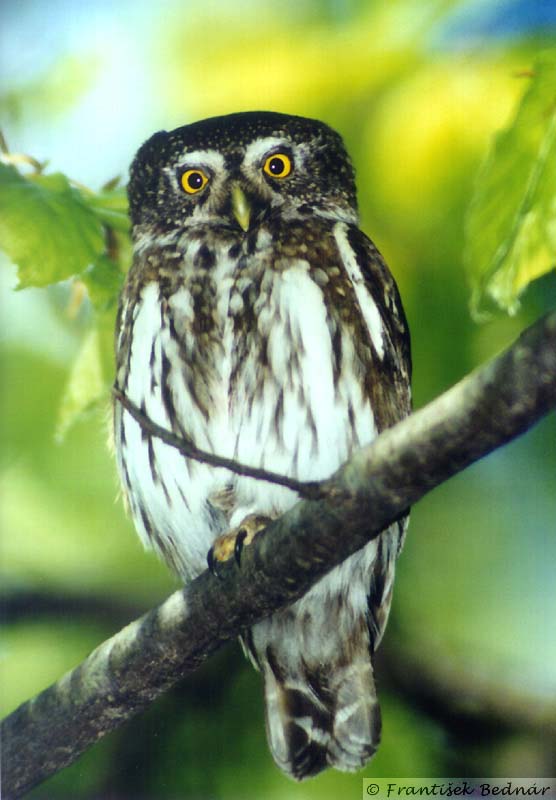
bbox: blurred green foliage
[466,50,556,317]
[1,0,555,797]
[0,53,99,125]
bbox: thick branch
[2,310,556,799]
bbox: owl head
[128,111,358,238]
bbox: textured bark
[2,309,555,799]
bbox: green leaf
[55,326,110,441]
[85,188,130,233]
[82,254,125,312]
[0,163,106,288]
[465,50,556,318]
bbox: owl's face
[128,111,358,240]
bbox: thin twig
[112,385,325,500]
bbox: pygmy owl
[114,111,411,780]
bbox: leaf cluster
[0,154,130,435]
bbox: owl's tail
[262,649,381,780]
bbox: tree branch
[2,310,556,799]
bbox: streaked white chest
[118,232,379,578]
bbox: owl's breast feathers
[119,214,410,424]
[115,217,410,574]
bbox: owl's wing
[344,224,412,427]
[342,225,412,651]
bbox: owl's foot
[207,514,270,577]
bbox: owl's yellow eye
[180,168,209,194]
[263,153,292,179]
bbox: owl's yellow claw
[207,514,270,577]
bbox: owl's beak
[231,184,251,232]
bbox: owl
[114,111,411,780]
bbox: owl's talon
[207,546,224,579]
[207,514,271,577]
[234,528,248,565]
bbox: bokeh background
[1,0,556,798]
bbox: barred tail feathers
[263,651,381,780]
[246,534,400,780]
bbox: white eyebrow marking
[179,150,225,170]
[244,137,289,165]
[163,150,226,191]
[165,149,226,175]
